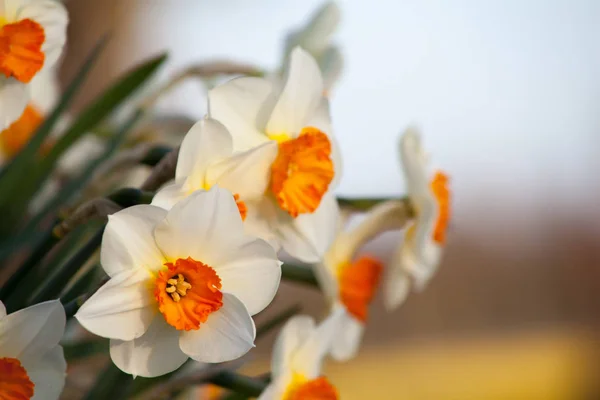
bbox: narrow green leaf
[281,263,319,287]
[83,362,133,400]
[208,372,266,398]
[62,338,107,361]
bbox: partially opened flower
[384,127,451,310]
[0,300,67,400]
[75,187,282,377]
[0,0,68,129]
[209,47,341,262]
[152,117,279,247]
[0,66,59,165]
[314,200,408,361]
[282,2,343,93]
[259,313,341,400]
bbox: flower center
[430,171,450,244]
[0,105,43,158]
[0,19,45,83]
[233,193,247,221]
[285,374,338,400]
[154,257,223,331]
[0,357,34,400]
[338,256,383,322]
[270,127,334,218]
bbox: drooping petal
[329,309,363,361]
[176,118,233,183]
[0,301,5,318]
[208,77,273,151]
[150,180,189,211]
[206,141,278,201]
[100,205,167,277]
[266,47,323,137]
[20,345,66,400]
[0,77,28,130]
[0,300,65,360]
[16,0,68,68]
[383,265,411,311]
[271,315,315,378]
[284,2,341,57]
[293,309,343,378]
[179,293,255,363]
[400,127,430,196]
[75,268,156,341]
[279,192,339,263]
[211,237,281,316]
[312,260,338,300]
[110,316,188,378]
[154,187,246,266]
[257,378,287,400]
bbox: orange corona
[0,105,43,158]
[0,357,34,400]
[0,19,45,83]
[233,193,247,221]
[154,257,223,331]
[338,256,383,322]
[285,376,338,400]
[270,127,334,218]
[430,171,450,244]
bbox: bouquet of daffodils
[0,2,450,399]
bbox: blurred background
[62,0,600,399]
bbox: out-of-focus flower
[0,67,59,165]
[384,127,451,310]
[152,117,279,247]
[258,313,340,400]
[75,187,281,377]
[283,2,343,93]
[0,300,67,400]
[0,0,68,129]
[209,47,341,263]
[314,199,408,361]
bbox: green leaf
[62,338,107,361]
[280,263,319,287]
[83,362,133,400]
[256,304,301,338]
[208,371,266,398]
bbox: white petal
[100,204,167,277]
[212,237,281,316]
[208,77,273,151]
[399,127,430,196]
[110,316,188,378]
[176,118,233,183]
[151,180,189,211]
[0,300,65,360]
[206,141,278,201]
[75,268,156,341]
[330,309,364,361]
[279,192,339,263]
[154,187,245,265]
[319,47,344,93]
[0,301,5,318]
[257,379,287,400]
[179,293,255,363]
[0,77,28,130]
[383,266,411,311]
[266,48,323,136]
[29,67,59,114]
[312,260,338,301]
[17,0,68,69]
[21,345,66,400]
[292,309,343,378]
[285,2,341,56]
[243,198,282,252]
[271,315,315,378]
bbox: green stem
[208,371,267,398]
[281,263,319,287]
[140,145,173,167]
[107,187,155,207]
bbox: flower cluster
[0,2,451,399]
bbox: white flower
[0,0,68,129]
[282,2,343,93]
[258,313,340,400]
[209,47,342,263]
[75,187,282,377]
[152,117,280,248]
[384,127,451,310]
[0,300,67,400]
[313,200,407,361]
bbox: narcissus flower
[282,2,343,93]
[0,67,59,164]
[152,117,279,247]
[0,300,67,400]
[209,47,341,262]
[384,127,451,310]
[314,200,408,361]
[75,187,282,377]
[0,0,68,129]
[258,313,340,400]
